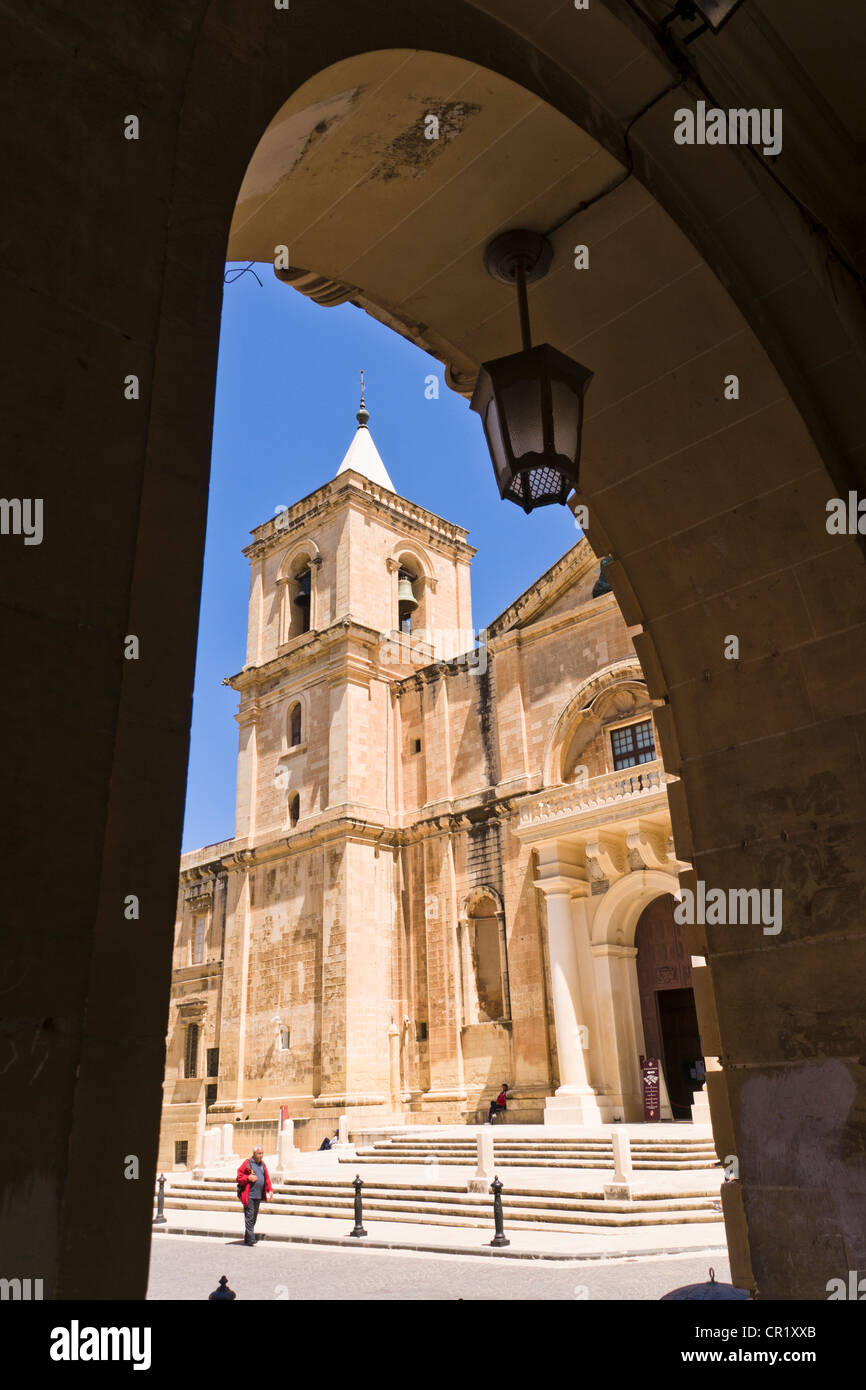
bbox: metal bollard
[153,1173,167,1225]
[208,1275,237,1300]
[349,1174,367,1238]
[489,1175,510,1247]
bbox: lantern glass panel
[551,376,580,460]
[482,395,510,491]
[500,374,544,459]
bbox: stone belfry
[217,382,476,1126]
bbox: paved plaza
[147,1233,731,1301]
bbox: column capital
[533,839,588,896]
[536,834,589,889]
[533,874,589,898]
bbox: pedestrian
[487,1083,509,1124]
[236,1145,273,1246]
[318,1135,332,1151]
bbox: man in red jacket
[237,1146,273,1246]
[487,1083,509,1124]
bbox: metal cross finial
[356,369,370,427]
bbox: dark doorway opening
[635,893,703,1120]
[656,986,702,1119]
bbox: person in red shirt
[236,1146,273,1246]
[487,1083,509,1124]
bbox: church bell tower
[221,383,476,1128]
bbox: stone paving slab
[151,1205,727,1262]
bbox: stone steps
[358,1142,716,1154]
[347,1153,717,1170]
[158,1178,723,1231]
[344,1137,718,1171]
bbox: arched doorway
[635,894,701,1121]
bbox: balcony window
[611,718,655,770]
[191,916,206,965]
[184,1022,199,1078]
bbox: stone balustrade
[518,760,669,829]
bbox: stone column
[274,1120,296,1180]
[591,941,643,1118]
[388,1022,401,1105]
[534,843,604,1125]
[604,1131,635,1201]
[202,1127,220,1167]
[468,1129,494,1192]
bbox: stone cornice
[243,471,474,565]
[226,617,397,693]
[488,591,619,656]
[184,892,213,912]
[486,539,598,638]
[176,792,531,880]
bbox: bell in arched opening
[293,568,311,632]
[397,568,419,631]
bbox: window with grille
[280,1027,290,1051]
[192,917,206,965]
[175,1140,188,1166]
[184,1022,199,1078]
[205,1084,217,1108]
[610,718,656,770]
[206,1046,219,1077]
[288,793,300,827]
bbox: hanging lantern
[471,230,593,515]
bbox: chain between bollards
[490,1175,510,1247]
[153,1173,167,1225]
[349,1174,367,1238]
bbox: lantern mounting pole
[514,260,532,352]
[484,228,554,352]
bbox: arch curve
[590,869,681,950]
[542,657,648,787]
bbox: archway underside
[227,46,866,1300]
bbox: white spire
[335,373,395,492]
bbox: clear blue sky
[181,264,582,852]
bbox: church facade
[158,407,704,1167]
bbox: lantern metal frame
[470,229,593,514]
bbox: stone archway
[589,868,688,1121]
[5,2,865,1301]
